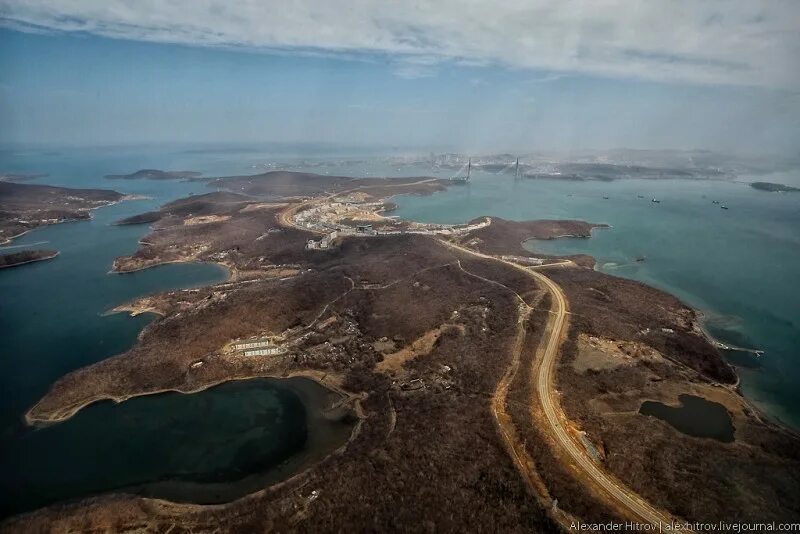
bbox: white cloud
[526,73,568,84]
[1,0,799,88]
[393,56,440,79]
[393,64,437,79]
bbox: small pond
[639,394,734,442]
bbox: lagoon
[1,146,797,518]
[0,146,361,518]
[1,377,354,517]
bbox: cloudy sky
[1,1,799,151]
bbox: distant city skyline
[1,1,799,153]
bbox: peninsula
[0,249,59,269]
[0,181,125,245]
[0,173,48,183]
[750,181,800,192]
[7,171,800,532]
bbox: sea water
[1,145,797,516]
[391,171,800,429]
[0,145,358,517]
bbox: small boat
[603,196,609,200]
[721,205,729,210]
[651,198,660,203]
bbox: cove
[1,377,354,517]
[0,146,362,520]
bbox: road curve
[278,193,679,527]
[438,238,678,527]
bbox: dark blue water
[1,378,312,516]
[0,159,230,438]
[640,394,735,442]
[1,146,797,515]
[0,146,356,517]
[392,172,800,429]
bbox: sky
[0,1,799,153]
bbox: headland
[0,181,126,245]
[0,249,59,269]
[6,170,799,532]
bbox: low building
[244,347,285,357]
[356,224,377,236]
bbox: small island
[750,181,800,192]
[0,249,59,269]
[0,173,48,183]
[105,169,203,181]
[13,169,800,533]
[0,181,126,244]
[113,211,162,226]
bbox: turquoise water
[0,146,358,517]
[392,172,800,429]
[1,146,798,515]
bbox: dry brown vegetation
[9,172,800,532]
[548,268,736,383]
[456,217,603,268]
[0,249,58,269]
[543,267,800,523]
[0,181,123,244]
[14,226,562,532]
[112,192,309,275]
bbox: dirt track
[438,238,682,528]
[279,190,680,528]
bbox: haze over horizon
[1,1,799,154]
[2,3,800,529]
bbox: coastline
[24,368,361,428]
[0,250,59,269]
[36,192,794,440]
[7,172,800,529]
[109,258,235,279]
[521,230,800,435]
[8,392,364,531]
[0,229,32,246]
[12,374,364,524]
[0,191,142,246]
[591,256,790,430]
[7,185,369,521]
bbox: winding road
[279,192,678,527]
[438,239,678,527]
